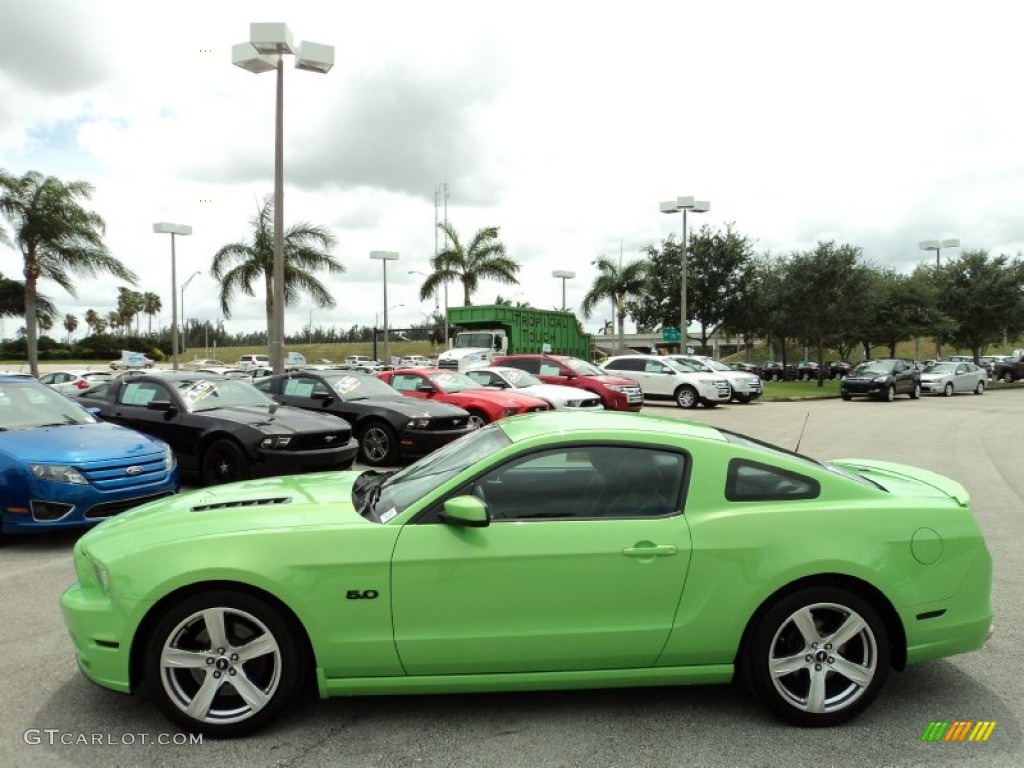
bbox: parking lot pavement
[2,394,1023,767]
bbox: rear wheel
[202,440,250,485]
[1002,371,1014,384]
[910,382,921,400]
[741,586,890,726]
[771,372,781,382]
[674,386,699,409]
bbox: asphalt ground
[2,388,1023,767]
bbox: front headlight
[873,376,890,383]
[30,464,87,484]
[607,384,629,393]
[501,408,518,417]
[94,562,113,595]
[260,436,292,448]
[564,399,582,407]
[407,418,431,429]
[164,448,176,472]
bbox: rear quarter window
[726,459,820,502]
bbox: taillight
[75,380,89,389]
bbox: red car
[378,368,551,428]
[493,354,644,411]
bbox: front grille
[85,491,175,519]
[713,381,731,396]
[77,451,169,491]
[622,386,643,402]
[525,404,550,413]
[578,398,602,408]
[424,417,469,430]
[284,430,351,451]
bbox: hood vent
[191,496,291,512]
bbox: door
[390,444,692,674]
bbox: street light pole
[181,270,201,355]
[152,223,192,370]
[233,23,334,374]
[660,196,710,352]
[552,270,575,311]
[370,251,400,364]
[919,238,960,359]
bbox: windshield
[563,357,604,376]
[666,358,701,373]
[852,361,895,376]
[700,359,732,372]
[0,381,96,429]
[432,371,485,393]
[923,362,956,374]
[454,333,495,349]
[496,368,542,387]
[323,372,401,400]
[175,379,275,412]
[369,423,512,519]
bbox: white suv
[671,355,763,403]
[236,354,270,371]
[602,355,730,409]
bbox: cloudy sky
[1,0,1022,340]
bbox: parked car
[0,375,178,537]
[183,358,227,370]
[977,355,1009,377]
[602,355,730,409]
[73,372,358,484]
[793,360,821,381]
[38,369,114,395]
[761,361,798,381]
[730,361,763,377]
[991,352,1024,383]
[60,409,992,736]
[840,359,921,401]
[254,370,474,466]
[919,361,987,397]
[377,368,551,428]
[463,366,603,410]
[827,361,855,379]
[236,354,271,371]
[493,354,644,411]
[398,355,432,368]
[109,356,154,370]
[670,355,763,403]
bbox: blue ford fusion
[0,375,179,537]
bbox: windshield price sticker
[335,376,360,395]
[183,380,217,404]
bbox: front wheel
[974,380,986,395]
[741,586,890,726]
[1002,371,1014,384]
[359,422,398,466]
[674,386,699,409]
[943,382,954,397]
[143,590,307,736]
[910,382,921,400]
[201,439,251,485]
[467,410,489,429]
[736,394,753,404]
[840,392,852,401]
[884,385,896,402]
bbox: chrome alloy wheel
[159,606,282,726]
[767,602,879,715]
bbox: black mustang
[254,370,475,466]
[75,373,358,484]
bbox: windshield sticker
[182,380,218,404]
[335,376,361,395]
[380,507,398,523]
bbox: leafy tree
[84,308,107,335]
[626,238,682,332]
[418,222,520,307]
[686,223,756,351]
[494,293,531,307]
[852,268,935,359]
[581,256,647,353]
[0,170,137,376]
[211,194,344,353]
[63,313,78,344]
[142,291,162,334]
[117,287,144,334]
[718,255,775,360]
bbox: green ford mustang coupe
[60,410,992,736]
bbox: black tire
[467,410,489,429]
[910,382,921,400]
[942,382,953,397]
[674,385,699,409]
[974,380,985,395]
[143,590,307,736]
[201,439,251,485]
[771,373,781,382]
[359,421,398,466]
[840,392,852,401]
[884,385,895,402]
[703,401,719,409]
[1002,371,1014,384]
[736,394,752,404]
[741,585,890,727]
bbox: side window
[539,362,563,376]
[643,360,668,374]
[726,459,820,502]
[460,445,686,521]
[391,374,424,392]
[608,358,641,372]
[120,381,168,407]
[506,358,541,374]
[465,371,491,386]
[282,377,327,398]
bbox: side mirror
[146,400,177,413]
[416,383,436,393]
[440,495,490,528]
[312,392,335,404]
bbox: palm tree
[84,308,106,336]
[63,313,78,345]
[142,292,162,334]
[107,311,122,334]
[581,256,647,353]
[0,272,57,320]
[419,222,520,307]
[211,195,344,351]
[0,170,137,376]
[38,314,54,337]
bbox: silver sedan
[919,361,987,396]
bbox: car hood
[193,404,351,432]
[830,458,969,506]
[348,396,467,418]
[444,389,547,408]
[80,471,369,560]
[0,421,166,463]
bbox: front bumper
[60,581,140,694]
[253,437,360,475]
[920,379,947,393]
[399,426,476,459]
[841,380,888,397]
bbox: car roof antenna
[794,412,810,454]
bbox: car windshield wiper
[353,470,394,519]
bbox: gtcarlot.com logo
[921,721,997,742]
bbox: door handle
[622,545,677,557]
